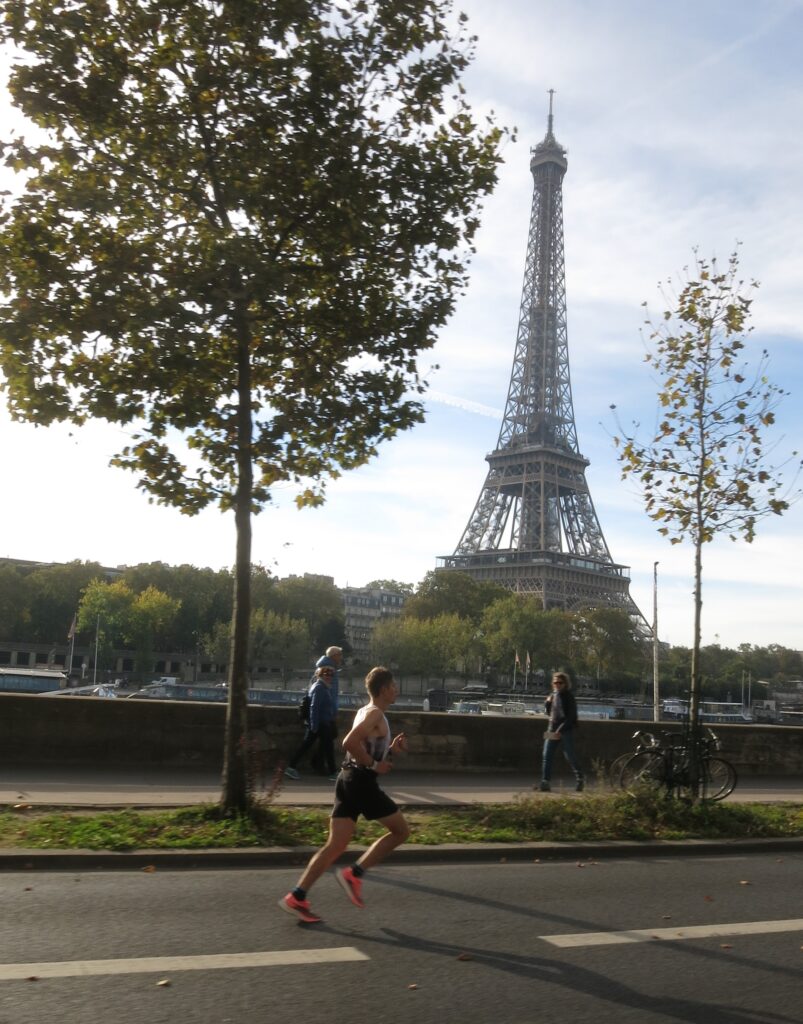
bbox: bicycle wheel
[700,757,737,801]
[608,752,633,787]
[619,750,666,793]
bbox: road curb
[1,836,801,871]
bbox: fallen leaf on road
[141,865,157,873]
[576,862,585,868]
[26,977,38,982]
[408,983,418,990]
[704,896,714,902]
[457,953,473,961]
[720,944,733,950]
[661,915,672,920]
[23,887,32,892]
[739,880,751,886]
[156,979,171,987]
[13,803,30,811]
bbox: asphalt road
[1,853,801,1024]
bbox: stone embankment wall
[1,693,801,776]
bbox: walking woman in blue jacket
[284,667,338,781]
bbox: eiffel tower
[438,94,646,625]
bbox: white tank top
[346,704,391,767]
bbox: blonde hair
[552,672,570,688]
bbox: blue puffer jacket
[308,680,335,733]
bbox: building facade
[342,585,406,662]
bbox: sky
[1,0,802,651]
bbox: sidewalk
[2,765,802,808]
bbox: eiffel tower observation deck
[438,94,645,623]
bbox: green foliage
[0,0,506,514]
[364,579,415,597]
[0,559,105,643]
[371,612,475,679]
[404,570,508,623]
[204,607,311,679]
[573,606,641,680]
[1,795,799,850]
[77,577,180,670]
[480,596,574,677]
[121,561,234,650]
[269,575,343,652]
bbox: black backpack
[298,690,311,723]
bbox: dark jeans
[290,723,336,774]
[541,729,583,783]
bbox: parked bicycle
[608,729,659,786]
[617,727,737,801]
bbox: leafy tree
[574,607,640,680]
[121,561,233,650]
[480,595,548,676]
[0,1,505,811]
[270,575,344,653]
[371,612,472,684]
[204,608,310,683]
[364,579,415,597]
[249,608,310,683]
[77,578,180,672]
[614,248,800,786]
[77,579,136,671]
[0,560,104,644]
[0,563,31,641]
[405,571,508,622]
[128,585,182,672]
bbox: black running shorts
[331,765,399,822]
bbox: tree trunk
[688,533,704,797]
[220,307,253,815]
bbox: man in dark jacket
[539,672,584,792]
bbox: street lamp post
[653,561,660,723]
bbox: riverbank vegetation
[1,792,800,852]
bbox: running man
[279,666,410,923]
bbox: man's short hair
[365,666,394,698]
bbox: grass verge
[0,790,801,852]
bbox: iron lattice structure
[438,98,646,624]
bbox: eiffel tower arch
[437,95,647,627]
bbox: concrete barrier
[1,693,801,776]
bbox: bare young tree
[613,248,799,791]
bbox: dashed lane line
[541,918,803,948]
[0,947,369,981]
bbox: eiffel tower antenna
[438,94,647,626]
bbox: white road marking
[0,947,368,981]
[541,918,803,948]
